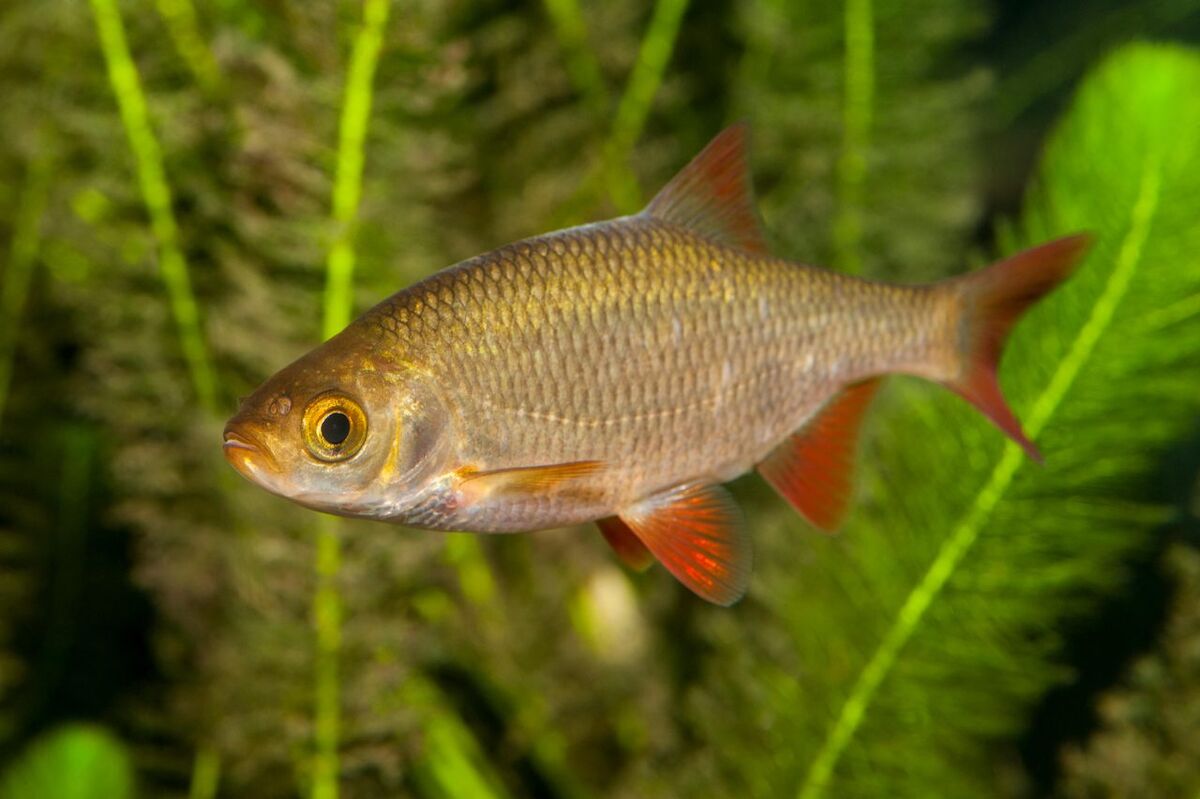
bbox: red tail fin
[949,234,1093,461]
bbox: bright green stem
[602,0,691,212]
[312,515,343,799]
[313,4,391,798]
[798,157,1161,799]
[188,746,221,799]
[541,0,609,118]
[833,0,874,275]
[322,0,391,340]
[154,0,223,94]
[89,0,219,416]
[0,154,51,435]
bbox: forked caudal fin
[947,233,1093,461]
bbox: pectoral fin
[458,460,604,498]
[757,378,880,532]
[596,517,654,572]
[616,483,751,606]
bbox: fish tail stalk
[938,234,1093,460]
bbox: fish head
[222,337,451,518]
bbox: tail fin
[947,234,1093,461]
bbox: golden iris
[302,393,368,462]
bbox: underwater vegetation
[1,1,1200,797]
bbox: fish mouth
[222,423,281,477]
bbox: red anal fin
[596,517,654,572]
[619,483,751,606]
[458,460,604,497]
[641,123,769,255]
[949,234,1093,462]
[757,378,881,533]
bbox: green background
[2,1,1200,797]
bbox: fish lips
[222,421,282,482]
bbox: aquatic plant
[683,43,1200,799]
[1,0,1199,797]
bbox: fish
[223,124,1091,606]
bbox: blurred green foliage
[2,1,1200,798]
[0,724,134,799]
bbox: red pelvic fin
[757,378,881,532]
[641,123,769,254]
[596,516,654,572]
[619,483,751,606]
[948,234,1093,461]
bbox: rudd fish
[223,125,1090,605]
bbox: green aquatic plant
[548,0,692,221]
[315,2,390,797]
[1059,544,1200,798]
[733,0,990,282]
[676,43,1200,799]
[153,0,222,95]
[5,1,1200,796]
[89,0,220,415]
[833,0,873,275]
[0,724,134,799]
[0,153,51,435]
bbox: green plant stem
[550,0,690,226]
[154,0,223,94]
[833,0,873,275]
[312,516,343,799]
[798,155,1161,799]
[322,0,390,340]
[313,3,390,798]
[602,0,691,212]
[0,154,51,435]
[541,0,608,118]
[89,0,219,416]
[188,745,220,799]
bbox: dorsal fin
[641,123,769,254]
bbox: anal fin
[617,483,751,606]
[757,378,881,532]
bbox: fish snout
[222,420,281,477]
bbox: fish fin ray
[641,123,769,255]
[459,460,604,495]
[597,516,655,572]
[757,378,881,532]
[618,483,751,606]
[947,233,1092,461]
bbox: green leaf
[0,724,135,799]
[683,42,1200,798]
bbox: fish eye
[321,412,351,445]
[302,393,368,462]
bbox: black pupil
[321,412,351,445]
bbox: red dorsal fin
[596,517,655,572]
[947,234,1092,462]
[618,482,751,606]
[757,378,882,532]
[641,123,769,254]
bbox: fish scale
[361,216,942,516]
[224,124,1091,604]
